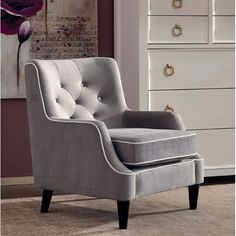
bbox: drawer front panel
[149,89,235,129]
[149,0,208,15]
[195,129,235,170]
[213,0,235,15]
[149,50,235,90]
[213,16,235,43]
[149,16,208,44]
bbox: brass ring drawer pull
[164,64,175,77]
[172,0,183,9]
[164,105,175,112]
[172,24,183,37]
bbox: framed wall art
[1,0,98,98]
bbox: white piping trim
[111,133,196,145]
[134,159,198,174]
[122,152,198,166]
[26,62,135,176]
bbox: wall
[114,0,140,110]
[1,0,114,178]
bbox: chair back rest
[25,57,127,128]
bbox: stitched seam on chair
[71,60,83,104]
[111,133,196,144]
[26,62,135,177]
[71,59,95,113]
[134,159,196,174]
[52,60,76,101]
[122,152,198,166]
[71,59,82,73]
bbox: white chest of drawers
[115,0,235,176]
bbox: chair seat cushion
[108,128,197,166]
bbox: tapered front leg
[188,184,199,210]
[117,201,130,229]
[41,189,53,213]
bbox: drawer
[213,16,235,43]
[149,50,235,90]
[213,0,235,15]
[195,129,235,175]
[149,89,235,129]
[149,0,208,15]
[149,16,208,44]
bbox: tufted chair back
[28,57,128,128]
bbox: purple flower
[18,20,32,42]
[16,20,32,86]
[1,0,43,35]
[1,9,25,34]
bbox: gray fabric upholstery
[132,157,204,197]
[124,110,186,130]
[34,58,127,128]
[109,128,197,166]
[25,57,204,201]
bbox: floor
[2,176,234,199]
[1,178,235,236]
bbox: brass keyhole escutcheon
[172,24,183,37]
[164,64,175,77]
[164,105,175,112]
[172,0,183,9]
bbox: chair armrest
[30,117,136,200]
[48,118,133,175]
[123,110,186,130]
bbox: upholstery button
[81,83,84,87]
[55,98,59,103]
[97,97,101,101]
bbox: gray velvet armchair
[25,57,204,229]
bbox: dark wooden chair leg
[117,201,130,229]
[188,184,199,210]
[41,189,53,213]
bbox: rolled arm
[123,110,186,130]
